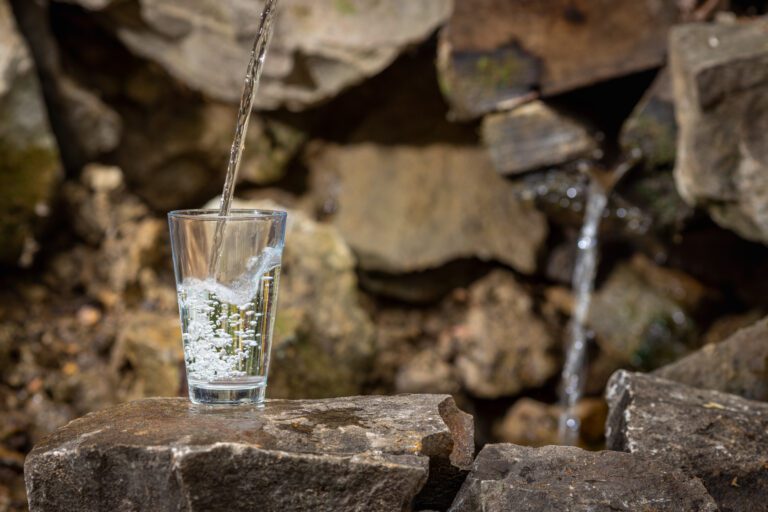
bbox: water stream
[558,178,608,446]
[209,0,281,278]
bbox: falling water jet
[558,155,639,446]
[209,0,281,279]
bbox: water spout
[558,155,639,446]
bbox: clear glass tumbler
[168,209,287,405]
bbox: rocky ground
[3,1,768,510]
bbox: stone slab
[25,395,474,511]
[607,370,768,512]
[448,443,717,511]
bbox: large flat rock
[671,18,768,244]
[25,395,474,511]
[75,0,452,110]
[448,443,717,511]
[655,315,768,401]
[606,370,768,512]
[310,142,548,274]
[437,0,683,119]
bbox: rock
[358,260,492,305]
[88,0,452,111]
[494,398,607,448]
[448,443,717,511]
[0,0,61,266]
[700,310,764,346]
[481,102,597,175]
[589,255,703,370]
[58,0,113,9]
[222,199,375,399]
[25,395,474,512]
[438,0,683,119]
[671,18,768,244]
[371,302,465,396]
[454,270,557,398]
[310,143,548,274]
[111,310,184,399]
[61,165,166,298]
[612,167,694,237]
[118,100,304,211]
[396,348,461,396]
[9,0,122,170]
[620,69,676,170]
[606,371,768,512]
[655,315,768,401]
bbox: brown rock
[455,271,557,398]
[117,101,304,211]
[111,310,184,398]
[671,18,768,243]
[495,398,606,448]
[482,101,597,175]
[655,315,768,402]
[25,395,474,511]
[438,0,683,118]
[310,143,548,274]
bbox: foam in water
[179,247,281,386]
[558,179,608,445]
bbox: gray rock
[438,0,683,119]
[655,315,768,402]
[606,370,768,512]
[482,101,597,175]
[218,199,376,400]
[25,395,474,512]
[0,0,61,266]
[309,143,548,274]
[620,68,676,170]
[88,0,452,110]
[448,443,717,511]
[671,18,768,243]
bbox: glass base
[188,380,267,405]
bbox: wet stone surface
[25,395,474,512]
[448,444,717,511]
[606,371,768,512]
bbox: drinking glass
[168,209,287,405]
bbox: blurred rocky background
[2,0,768,509]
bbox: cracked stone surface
[25,395,474,511]
[448,444,717,511]
[606,370,768,512]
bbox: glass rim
[168,208,288,222]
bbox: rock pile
[5,1,768,510]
